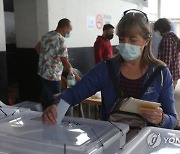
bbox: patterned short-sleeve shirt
[38,31,68,81]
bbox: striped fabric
[158,32,180,80]
[119,73,145,98]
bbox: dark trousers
[39,76,61,110]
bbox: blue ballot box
[0,111,129,154]
[119,126,180,154]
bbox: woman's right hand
[140,107,164,125]
[41,104,58,125]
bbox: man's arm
[60,57,81,81]
[94,41,103,64]
[35,41,42,55]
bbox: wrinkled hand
[140,107,164,125]
[41,105,57,125]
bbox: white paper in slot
[56,99,70,124]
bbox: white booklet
[120,97,161,114]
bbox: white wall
[13,0,148,48]
[0,0,6,51]
[36,0,49,41]
[4,12,16,44]
[161,0,180,18]
[14,0,49,48]
[47,0,148,48]
[14,0,38,48]
[145,1,158,21]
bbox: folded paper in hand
[120,97,160,114]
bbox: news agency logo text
[147,132,180,148]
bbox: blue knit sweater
[56,59,177,129]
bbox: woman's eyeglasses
[123,9,149,23]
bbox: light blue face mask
[116,43,141,61]
[65,33,70,38]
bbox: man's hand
[73,71,81,81]
[41,104,58,125]
[35,41,42,55]
[61,57,81,81]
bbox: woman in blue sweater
[41,10,177,129]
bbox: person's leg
[173,79,178,89]
[40,77,61,110]
[39,77,48,110]
[174,79,179,129]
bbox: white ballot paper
[56,99,70,124]
[120,97,161,114]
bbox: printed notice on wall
[103,15,112,25]
[87,16,95,29]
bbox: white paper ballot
[56,99,70,124]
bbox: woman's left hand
[140,107,164,125]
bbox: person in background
[151,23,162,58]
[94,24,114,64]
[35,18,80,110]
[154,18,180,88]
[41,10,177,130]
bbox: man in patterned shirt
[154,18,180,88]
[35,18,80,110]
